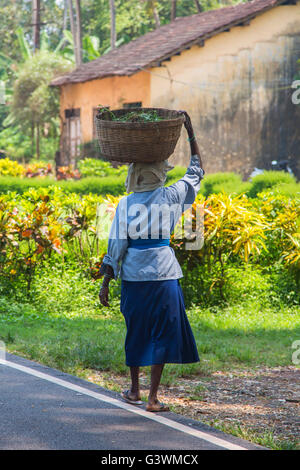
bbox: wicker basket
[95,107,185,163]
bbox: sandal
[121,390,143,406]
[146,401,170,412]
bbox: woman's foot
[146,398,170,412]
[121,389,143,405]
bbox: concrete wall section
[150,4,300,178]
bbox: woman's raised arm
[180,111,204,170]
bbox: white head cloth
[125,160,174,193]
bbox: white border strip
[0,359,247,450]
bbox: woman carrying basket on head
[99,111,205,412]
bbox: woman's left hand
[99,284,109,307]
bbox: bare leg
[146,363,169,411]
[127,366,141,400]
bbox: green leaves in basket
[97,106,164,123]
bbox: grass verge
[0,263,299,449]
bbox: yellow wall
[150,4,300,176]
[60,71,150,142]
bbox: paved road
[0,353,263,450]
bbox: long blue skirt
[120,279,200,367]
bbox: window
[122,102,142,109]
[64,108,81,164]
[65,108,80,119]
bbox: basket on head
[95,107,185,163]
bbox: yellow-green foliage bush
[0,186,299,295]
[0,158,25,177]
[170,190,300,298]
[248,171,298,198]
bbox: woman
[99,111,205,412]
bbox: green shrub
[0,175,54,193]
[0,175,127,196]
[0,166,188,196]
[248,171,297,198]
[199,171,299,199]
[257,183,300,199]
[200,172,244,197]
[58,175,127,195]
[165,166,186,185]
[78,158,128,178]
[0,167,298,199]
[207,181,252,197]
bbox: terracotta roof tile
[50,0,288,86]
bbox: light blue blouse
[101,154,205,281]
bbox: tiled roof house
[51,0,300,177]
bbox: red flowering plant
[56,165,81,180]
[0,190,66,291]
[25,162,53,178]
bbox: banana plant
[15,27,32,61]
[54,29,104,62]
[0,26,32,94]
[103,37,125,54]
[1,26,103,82]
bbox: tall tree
[151,1,160,28]
[59,0,69,51]
[67,0,77,61]
[141,1,160,29]
[74,0,82,65]
[32,0,41,156]
[67,0,82,66]
[171,0,177,21]
[32,0,41,52]
[109,0,116,50]
[63,0,68,32]
[194,0,203,13]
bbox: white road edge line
[0,359,248,450]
